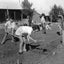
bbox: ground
[0,24,64,64]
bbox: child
[15,26,37,54]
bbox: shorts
[22,33,28,39]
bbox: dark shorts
[22,33,28,39]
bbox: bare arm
[27,35,37,43]
[4,22,9,33]
[4,25,8,33]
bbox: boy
[15,26,37,53]
[1,19,16,44]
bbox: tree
[21,0,34,26]
[22,0,33,9]
[49,4,64,22]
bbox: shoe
[18,52,23,54]
[57,32,61,36]
[23,49,26,52]
[43,49,48,52]
[44,32,46,34]
[19,50,23,54]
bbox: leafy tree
[49,4,64,22]
[21,0,34,26]
[22,0,32,9]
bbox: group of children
[2,18,37,54]
[2,16,52,54]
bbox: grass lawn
[0,24,63,64]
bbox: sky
[0,0,64,15]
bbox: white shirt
[5,20,16,29]
[41,16,45,23]
[5,20,12,29]
[15,26,33,36]
[11,22,16,29]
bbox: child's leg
[1,26,8,44]
[11,28,14,42]
[46,25,48,30]
[23,43,26,52]
[43,26,46,34]
[22,35,27,52]
[1,32,8,44]
[47,25,51,30]
[19,36,24,53]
